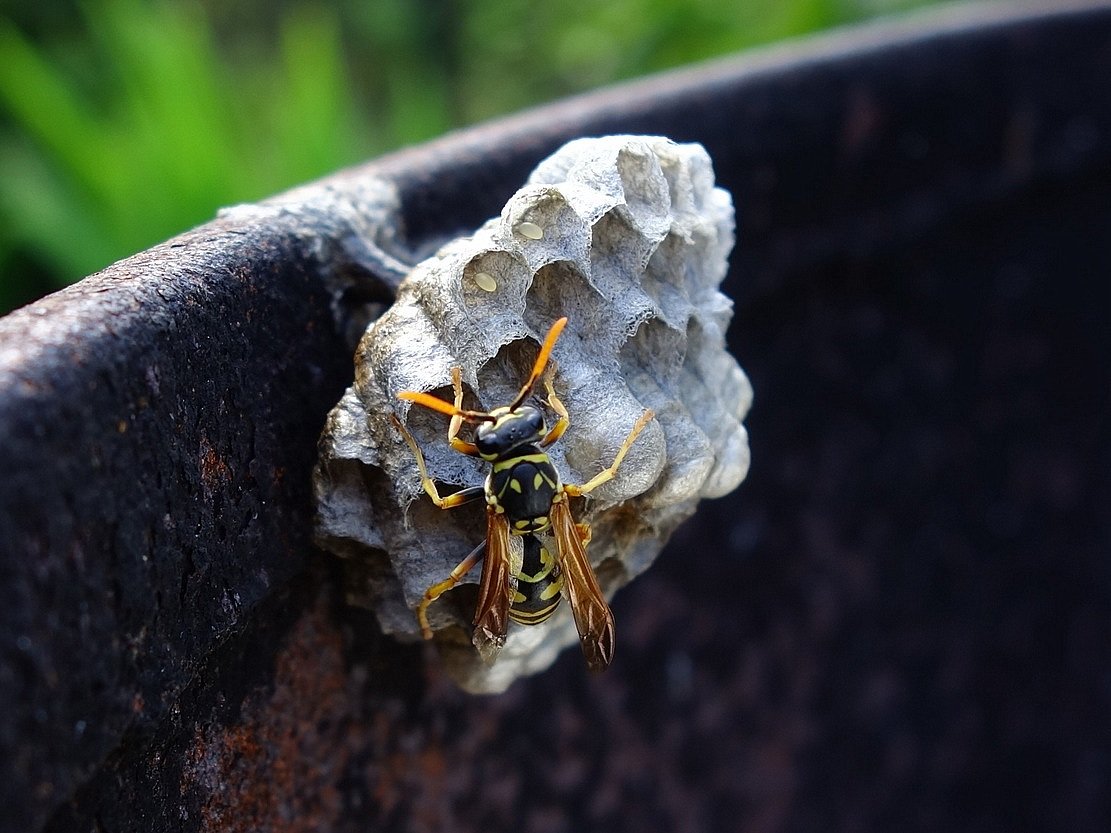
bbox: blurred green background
[0,0,949,314]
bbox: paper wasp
[390,317,653,671]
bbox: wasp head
[474,405,545,458]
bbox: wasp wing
[550,499,615,671]
[472,508,513,663]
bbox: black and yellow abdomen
[509,535,563,625]
[487,447,561,533]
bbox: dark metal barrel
[2,3,1109,830]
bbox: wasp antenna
[510,317,568,411]
[398,390,494,422]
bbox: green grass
[0,0,945,313]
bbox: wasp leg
[448,366,482,457]
[391,414,485,509]
[576,521,592,546]
[418,540,487,639]
[564,409,655,497]
[540,373,570,447]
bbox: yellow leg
[564,409,655,497]
[540,373,569,447]
[417,540,486,639]
[448,367,481,456]
[390,414,484,509]
[576,521,592,546]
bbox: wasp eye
[475,423,498,455]
[511,405,544,439]
[526,408,543,432]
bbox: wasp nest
[315,135,751,692]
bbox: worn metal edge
[0,1,1107,830]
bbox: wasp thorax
[474,405,545,458]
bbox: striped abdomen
[509,535,563,626]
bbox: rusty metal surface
[2,3,1110,831]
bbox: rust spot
[181,600,355,833]
[198,436,232,495]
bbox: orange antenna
[509,317,567,411]
[397,390,495,423]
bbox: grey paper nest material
[315,135,751,692]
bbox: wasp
[390,317,653,671]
